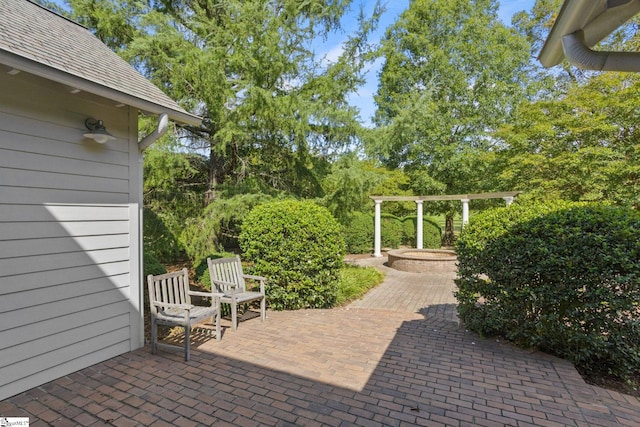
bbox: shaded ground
[580,369,640,399]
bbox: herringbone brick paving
[2,257,639,426]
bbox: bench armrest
[189,290,224,298]
[243,274,266,294]
[188,290,222,311]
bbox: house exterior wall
[0,70,143,400]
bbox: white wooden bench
[207,256,266,330]
[147,268,221,360]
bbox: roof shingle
[0,0,201,126]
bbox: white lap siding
[0,71,142,400]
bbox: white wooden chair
[207,256,266,330]
[147,268,221,361]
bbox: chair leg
[261,297,266,321]
[184,325,190,361]
[231,303,238,331]
[215,310,221,340]
[213,298,221,340]
[151,318,158,354]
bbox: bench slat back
[147,268,192,311]
[208,256,246,293]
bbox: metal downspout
[138,113,169,151]
[562,30,640,72]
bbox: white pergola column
[503,196,515,206]
[373,199,383,257]
[415,200,424,249]
[461,198,470,227]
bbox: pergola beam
[368,191,521,202]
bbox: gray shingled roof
[0,0,201,126]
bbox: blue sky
[319,0,537,126]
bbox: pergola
[369,191,521,257]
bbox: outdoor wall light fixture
[84,118,115,144]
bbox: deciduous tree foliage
[494,73,640,208]
[367,0,530,244]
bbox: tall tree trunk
[442,214,456,247]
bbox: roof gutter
[138,113,169,152]
[539,0,640,70]
[562,30,640,71]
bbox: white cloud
[320,43,346,67]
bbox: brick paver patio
[2,257,639,426]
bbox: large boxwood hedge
[455,200,640,380]
[401,215,442,249]
[239,200,345,310]
[344,212,442,254]
[344,212,373,254]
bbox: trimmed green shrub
[455,199,582,337]
[344,212,373,254]
[239,200,345,310]
[381,214,403,248]
[142,250,167,343]
[343,213,443,254]
[401,216,442,248]
[456,200,640,381]
[423,218,442,248]
[401,216,415,246]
